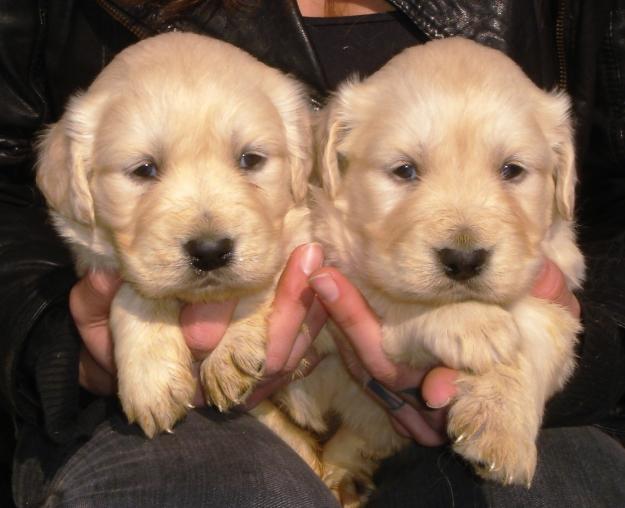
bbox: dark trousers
[12,407,625,507]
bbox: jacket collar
[96,0,327,94]
[96,0,559,93]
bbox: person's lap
[483,426,625,508]
[13,407,625,508]
[13,407,337,508]
[370,426,625,508]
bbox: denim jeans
[12,407,625,508]
[368,426,625,508]
[483,426,625,507]
[14,407,339,508]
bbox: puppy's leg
[385,302,522,374]
[321,426,378,508]
[112,283,195,437]
[448,361,539,486]
[285,354,410,507]
[448,297,579,486]
[200,312,267,411]
[250,400,322,476]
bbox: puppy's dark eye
[132,161,158,179]
[392,163,419,181]
[500,163,525,181]
[239,152,265,170]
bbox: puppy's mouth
[179,263,272,302]
[173,270,239,302]
[438,276,490,300]
[189,271,224,287]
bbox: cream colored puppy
[278,37,584,503]
[36,32,315,439]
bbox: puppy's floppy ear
[269,78,315,204]
[317,79,359,199]
[540,91,577,221]
[36,92,99,225]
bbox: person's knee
[36,410,339,508]
[484,426,625,508]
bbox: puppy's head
[318,37,576,305]
[37,32,313,301]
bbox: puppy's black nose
[184,237,234,272]
[437,248,489,281]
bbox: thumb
[70,270,122,327]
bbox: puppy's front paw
[448,371,538,486]
[414,303,521,373]
[200,340,264,411]
[453,311,520,372]
[118,354,196,438]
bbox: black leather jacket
[1,0,624,446]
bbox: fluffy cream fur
[36,32,316,440]
[37,32,586,505]
[276,37,584,505]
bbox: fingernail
[309,273,339,302]
[300,243,323,276]
[425,397,451,409]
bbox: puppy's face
[37,33,312,301]
[320,38,575,305]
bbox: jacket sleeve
[0,1,87,443]
[544,236,625,428]
[544,0,625,430]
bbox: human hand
[70,270,122,396]
[307,257,579,446]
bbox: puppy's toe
[120,362,196,437]
[448,373,538,486]
[200,346,263,411]
[453,428,537,487]
[461,317,521,373]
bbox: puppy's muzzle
[436,247,490,281]
[184,236,234,272]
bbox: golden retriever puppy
[277,37,584,504]
[36,32,315,441]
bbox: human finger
[70,270,122,374]
[364,377,447,446]
[308,267,424,390]
[421,366,458,409]
[78,346,116,395]
[240,296,327,407]
[282,297,328,373]
[242,348,323,410]
[264,243,324,377]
